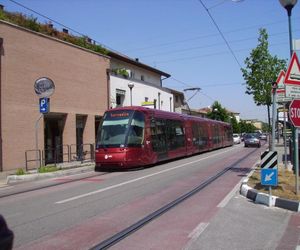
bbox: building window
[116,89,125,107]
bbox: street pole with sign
[34,77,55,168]
[289,99,300,194]
[284,52,300,195]
[271,82,277,152]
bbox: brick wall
[0,21,110,171]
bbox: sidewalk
[0,161,95,186]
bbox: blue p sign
[39,98,49,113]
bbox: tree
[207,101,230,122]
[262,122,270,132]
[241,28,287,127]
[230,116,240,134]
[239,120,256,133]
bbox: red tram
[95,106,233,170]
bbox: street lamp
[128,82,134,106]
[279,0,298,57]
[279,0,298,194]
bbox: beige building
[108,52,173,111]
[0,20,110,171]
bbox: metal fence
[25,150,41,171]
[25,143,95,170]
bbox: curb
[240,183,300,212]
[6,164,95,184]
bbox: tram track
[90,147,259,250]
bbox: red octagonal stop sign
[289,99,300,127]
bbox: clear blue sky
[2,0,300,122]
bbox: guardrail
[25,150,41,171]
[25,143,94,170]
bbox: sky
[1,0,300,122]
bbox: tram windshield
[96,110,145,148]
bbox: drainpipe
[158,92,161,110]
[0,38,3,172]
[106,69,111,109]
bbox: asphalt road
[0,143,298,249]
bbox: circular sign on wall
[34,77,55,98]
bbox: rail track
[90,147,259,250]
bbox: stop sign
[289,99,300,127]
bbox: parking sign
[39,98,49,113]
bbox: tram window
[151,119,167,152]
[192,122,208,148]
[127,111,145,146]
[199,124,208,148]
[166,120,185,150]
[192,123,199,146]
[96,112,130,147]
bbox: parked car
[244,133,261,148]
[259,133,268,140]
[233,134,241,144]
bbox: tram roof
[105,106,231,126]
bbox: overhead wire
[7,0,120,54]
[197,0,243,68]
[123,18,297,53]
[153,41,287,64]
[6,0,294,97]
[139,30,296,59]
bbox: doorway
[76,115,87,160]
[44,114,65,165]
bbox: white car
[233,134,241,144]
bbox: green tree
[262,122,270,132]
[240,120,256,133]
[207,101,230,122]
[230,116,240,134]
[241,28,286,127]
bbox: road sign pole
[295,127,299,195]
[269,186,272,207]
[35,114,43,169]
[271,83,277,151]
[283,103,287,178]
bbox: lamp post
[279,0,297,57]
[128,82,134,106]
[279,0,298,193]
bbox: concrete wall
[111,59,162,87]
[110,75,174,112]
[0,21,109,171]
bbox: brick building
[0,20,110,171]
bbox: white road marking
[188,222,209,239]
[218,160,259,208]
[217,180,242,208]
[56,147,237,204]
[184,222,209,250]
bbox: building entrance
[76,115,87,160]
[44,114,65,165]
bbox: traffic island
[240,167,300,212]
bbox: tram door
[150,118,168,160]
[44,115,64,165]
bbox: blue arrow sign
[39,98,49,113]
[261,168,278,186]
